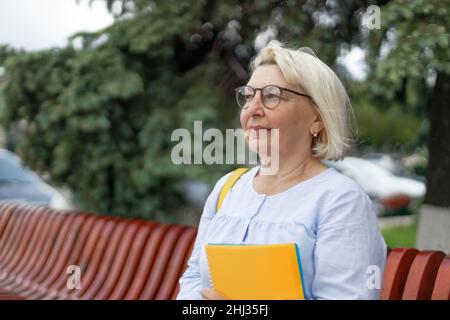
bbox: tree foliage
[1,0,372,218]
[363,0,450,206]
[3,0,446,217]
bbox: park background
[0,0,448,252]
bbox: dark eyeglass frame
[235,84,311,109]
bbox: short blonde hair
[250,40,355,161]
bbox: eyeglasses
[235,85,311,109]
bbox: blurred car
[364,152,428,184]
[324,157,426,216]
[0,148,71,210]
[362,153,402,175]
[183,179,211,210]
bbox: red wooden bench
[0,201,448,300]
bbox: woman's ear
[310,119,324,136]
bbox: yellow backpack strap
[216,168,250,213]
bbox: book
[205,243,305,300]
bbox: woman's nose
[245,91,265,117]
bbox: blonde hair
[250,40,355,161]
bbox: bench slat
[431,255,450,300]
[381,248,419,300]
[402,250,446,300]
[0,202,448,300]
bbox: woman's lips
[247,126,271,131]
[245,126,272,138]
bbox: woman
[176,40,387,300]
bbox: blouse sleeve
[176,172,232,300]
[311,188,387,300]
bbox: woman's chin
[247,137,270,152]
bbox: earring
[312,132,318,138]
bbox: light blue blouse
[176,166,387,300]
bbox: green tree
[1,0,374,219]
[364,0,450,207]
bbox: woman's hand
[201,288,229,300]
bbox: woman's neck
[257,151,328,187]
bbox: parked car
[363,152,427,184]
[0,148,72,210]
[324,157,426,216]
[362,153,403,175]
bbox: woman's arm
[176,206,213,300]
[176,172,232,300]
[311,188,387,300]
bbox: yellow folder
[205,243,305,300]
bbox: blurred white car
[324,157,426,216]
[362,153,401,174]
[0,148,72,210]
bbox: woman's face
[240,64,322,160]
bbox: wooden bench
[0,201,448,300]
